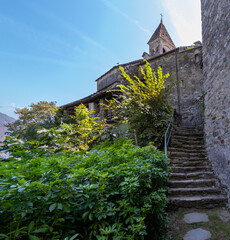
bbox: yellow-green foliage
[107,59,174,147]
[39,104,107,152]
[118,59,169,102]
[186,45,195,50]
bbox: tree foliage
[6,101,59,141]
[107,60,175,147]
[39,104,107,152]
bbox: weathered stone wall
[144,47,204,127]
[97,68,120,91]
[96,47,204,127]
[201,0,230,201]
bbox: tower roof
[147,20,175,48]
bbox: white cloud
[162,0,202,46]
[100,0,151,36]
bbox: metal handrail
[164,110,175,156]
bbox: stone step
[170,172,214,180]
[171,166,212,173]
[173,127,203,133]
[169,152,206,158]
[168,187,222,196]
[172,140,204,145]
[170,144,205,150]
[170,158,207,163]
[170,157,208,161]
[168,148,206,153]
[170,161,209,167]
[168,195,227,209]
[172,134,204,141]
[168,179,217,188]
[173,133,204,138]
[167,127,227,209]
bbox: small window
[195,54,200,63]
[94,102,99,114]
[163,48,166,53]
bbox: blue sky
[0,0,201,118]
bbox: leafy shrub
[0,139,169,240]
[107,60,175,148]
[38,104,107,152]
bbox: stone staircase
[168,127,227,209]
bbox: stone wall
[201,0,230,201]
[96,47,204,127]
[97,68,120,91]
[139,47,204,127]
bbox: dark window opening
[94,102,99,115]
[195,54,200,63]
[163,48,166,53]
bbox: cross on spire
[160,13,163,23]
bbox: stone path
[183,228,211,240]
[166,208,230,239]
[178,209,230,240]
[183,212,211,240]
[183,212,209,224]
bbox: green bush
[107,60,175,148]
[38,104,107,152]
[0,139,169,240]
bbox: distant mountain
[0,112,15,158]
[0,112,15,140]
[0,112,15,125]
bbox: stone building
[62,20,204,127]
[61,1,230,204]
[201,0,230,201]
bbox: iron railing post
[164,110,175,156]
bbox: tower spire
[146,18,176,57]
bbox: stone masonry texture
[126,47,204,127]
[201,0,230,202]
[87,47,204,126]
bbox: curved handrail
[164,110,175,156]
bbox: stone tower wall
[139,47,204,127]
[201,0,230,200]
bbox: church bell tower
[143,17,176,59]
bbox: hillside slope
[0,112,15,158]
[0,112,15,141]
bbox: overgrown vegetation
[38,104,107,152]
[0,60,173,239]
[107,60,175,147]
[0,139,169,240]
